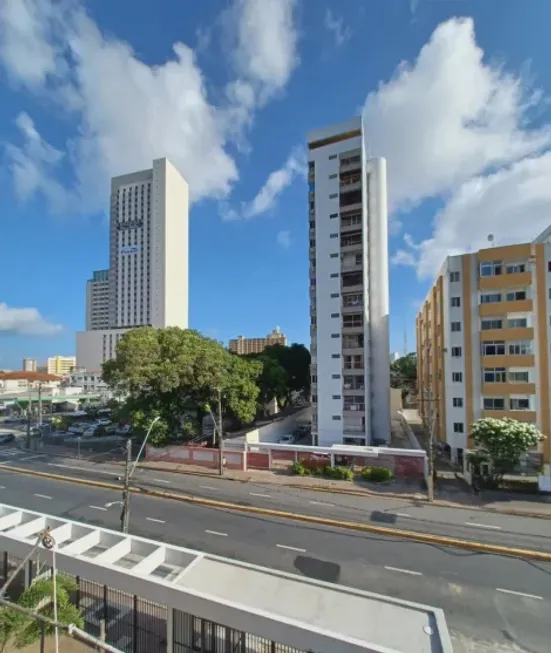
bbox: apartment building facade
[77,158,189,371]
[307,117,390,447]
[417,236,551,475]
[47,356,76,376]
[22,358,37,372]
[229,328,287,355]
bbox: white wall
[76,329,128,372]
[244,409,311,444]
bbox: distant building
[229,328,287,355]
[22,358,37,372]
[47,356,77,377]
[68,368,109,394]
[86,269,110,330]
[390,352,400,364]
[0,371,62,396]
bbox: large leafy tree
[103,327,262,446]
[261,343,311,401]
[470,417,544,485]
[243,353,289,409]
[390,353,417,392]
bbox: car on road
[0,433,16,445]
[278,434,295,444]
[97,418,112,426]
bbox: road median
[2,462,551,562]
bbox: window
[332,394,341,400]
[450,271,460,282]
[452,397,463,407]
[483,397,505,410]
[343,313,363,328]
[451,297,461,307]
[451,321,462,332]
[481,341,506,356]
[311,394,318,404]
[480,293,502,304]
[340,190,362,207]
[507,317,527,328]
[453,422,464,433]
[332,374,341,379]
[343,293,362,307]
[329,193,338,199]
[451,347,462,357]
[481,319,503,330]
[508,341,532,355]
[330,233,338,239]
[331,353,341,359]
[330,273,339,278]
[484,367,506,383]
[509,371,529,383]
[330,213,338,218]
[329,154,337,160]
[329,174,337,179]
[330,292,340,298]
[330,253,339,258]
[480,260,503,277]
[452,372,463,382]
[344,354,363,370]
[331,312,340,318]
[510,398,530,410]
[332,415,341,420]
[506,290,526,301]
[331,333,340,338]
[506,262,526,274]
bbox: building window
[330,253,339,258]
[451,321,461,332]
[330,292,340,298]
[507,317,527,328]
[332,394,341,400]
[508,341,532,355]
[332,415,341,420]
[329,174,338,179]
[329,194,338,199]
[480,260,503,277]
[330,273,339,278]
[329,154,337,160]
[484,367,506,383]
[481,341,505,356]
[451,297,461,307]
[510,398,530,410]
[330,233,338,238]
[505,290,526,301]
[452,372,463,382]
[483,397,505,410]
[331,353,341,359]
[453,422,464,433]
[330,213,338,218]
[481,319,503,330]
[331,313,340,318]
[331,333,340,338]
[332,374,341,379]
[450,271,460,282]
[506,262,526,274]
[509,371,529,383]
[452,397,463,407]
[451,347,462,357]
[480,293,502,304]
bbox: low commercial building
[0,371,62,396]
[229,327,287,355]
[416,228,551,476]
[69,368,109,394]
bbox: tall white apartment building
[307,117,390,447]
[77,158,189,371]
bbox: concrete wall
[244,408,310,444]
[390,388,402,413]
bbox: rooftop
[0,502,452,653]
[0,371,62,382]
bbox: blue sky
[1,0,551,369]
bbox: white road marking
[0,485,5,489]
[393,512,412,518]
[250,492,271,498]
[34,494,52,500]
[205,530,228,537]
[20,455,45,461]
[89,505,107,512]
[465,522,502,530]
[200,485,217,490]
[384,566,423,576]
[153,478,171,484]
[48,463,119,477]
[276,544,306,553]
[146,517,166,524]
[309,500,335,507]
[496,588,543,600]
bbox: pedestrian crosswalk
[0,447,23,458]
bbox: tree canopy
[390,353,417,393]
[470,417,544,484]
[103,327,262,446]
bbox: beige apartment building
[229,328,287,355]
[47,356,77,376]
[22,358,37,372]
[417,233,551,476]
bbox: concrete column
[243,444,248,471]
[166,607,174,653]
[330,454,335,468]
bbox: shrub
[323,465,353,481]
[291,461,311,476]
[361,466,393,482]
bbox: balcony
[480,327,534,342]
[339,172,361,192]
[341,272,363,293]
[482,409,537,422]
[480,354,535,368]
[340,231,363,253]
[478,270,532,291]
[340,211,362,233]
[479,299,533,315]
[482,382,536,396]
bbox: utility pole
[120,438,132,533]
[424,387,437,502]
[38,382,43,436]
[217,388,224,476]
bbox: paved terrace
[0,502,453,653]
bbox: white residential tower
[77,158,189,371]
[308,117,390,446]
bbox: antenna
[487,234,494,248]
[404,327,408,357]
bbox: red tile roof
[0,371,62,382]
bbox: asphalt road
[0,466,550,653]
[3,446,551,553]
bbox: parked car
[97,418,112,426]
[279,434,295,444]
[0,433,16,445]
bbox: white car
[279,434,295,444]
[97,418,112,426]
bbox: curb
[2,463,551,562]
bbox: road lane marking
[393,512,412,518]
[384,566,423,576]
[309,500,335,507]
[153,479,171,484]
[276,544,306,553]
[200,485,217,490]
[20,455,45,461]
[89,505,107,512]
[146,517,166,524]
[250,492,271,498]
[496,588,543,600]
[0,485,5,489]
[48,463,119,477]
[465,522,502,530]
[205,530,228,537]
[34,494,52,500]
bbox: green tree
[390,353,417,398]
[244,354,289,409]
[261,343,311,401]
[470,417,545,486]
[50,416,69,432]
[103,327,262,446]
[0,575,82,651]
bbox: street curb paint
[2,463,551,562]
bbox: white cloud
[390,248,417,268]
[223,146,306,220]
[0,302,62,335]
[362,18,550,212]
[0,0,300,213]
[276,230,292,249]
[324,9,352,47]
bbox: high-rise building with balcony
[229,327,287,355]
[77,158,189,371]
[22,358,37,372]
[416,230,551,477]
[307,117,390,447]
